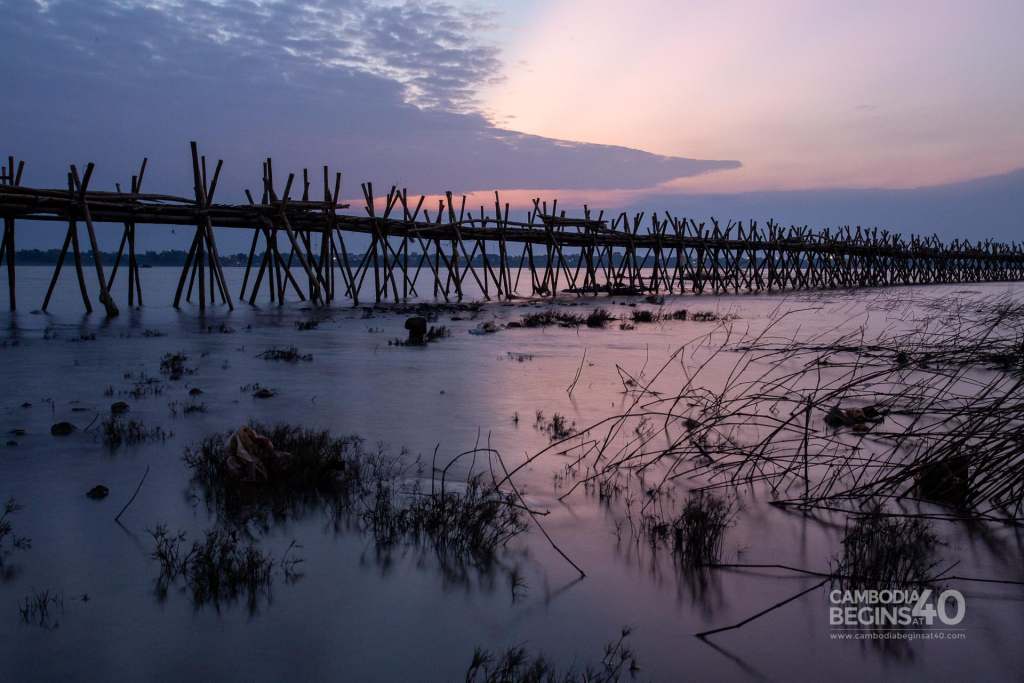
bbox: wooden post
[70,164,118,317]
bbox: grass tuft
[149,525,299,610]
[521,310,585,328]
[160,352,194,380]
[644,492,734,566]
[466,627,639,682]
[833,513,941,590]
[257,346,312,362]
[366,474,526,565]
[100,416,170,448]
[0,498,31,567]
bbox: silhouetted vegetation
[149,525,302,610]
[0,498,31,567]
[466,627,639,682]
[833,513,941,590]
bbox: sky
[1,0,1022,250]
[483,0,1024,193]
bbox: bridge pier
[2,141,1023,315]
[1,155,24,311]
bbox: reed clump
[257,346,312,362]
[520,310,585,328]
[535,411,576,441]
[644,493,734,565]
[465,627,639,683]
[100,415,170,448]
[168,400,207,416]
[367,474,526,565]
[123,372,165,398]
[184,424,367,515]
[630,309,657,324]
[0,498,31,566]
[586,308,616,328]
[186,425,528,567]
[159,352,194,380]
[389,325,450,346]
[18,589,63,629]
[833,513,941,590]
[149,525,302,609]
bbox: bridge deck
[1,143,1022,315]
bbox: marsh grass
[186,424,529,570]
[833,513,941,590]
[389,325,450,346]
[184,424,368,521]
[427,325,450,341]
[585,308,616,328]
[0,498,31,567]
[366,474,526,566]
[18,589,63,629]
[159,352,194,380]
[257,346,312,362]
[644,493,734,566]
[121,370,165,398]
[149,525,297,610]
[630,310,658,324]
[690,310,729,322]
[530,294,1024,525]
[168,401,207,417]
[535,412,576,441]
[520,310,585,328]
[465,627,639,683]
[100,415,170,448]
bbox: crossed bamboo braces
[2,142,1023,316]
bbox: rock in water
[110,401,130,414]
[405,316,428,345]
[86,485,110,500]
[51,422,75,436]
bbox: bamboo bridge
[1,142,1022,316]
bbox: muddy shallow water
[1,267,1023,681]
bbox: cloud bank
[0,0,737,223]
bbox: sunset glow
[483,0,1024,193]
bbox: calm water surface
[1,267,1022,681]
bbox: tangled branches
[511,295,1024,525]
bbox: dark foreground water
[1,267,1022,681]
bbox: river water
[1,267,1022,681]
